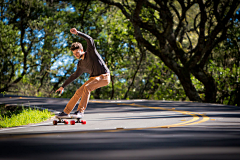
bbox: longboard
[53,116,86,125]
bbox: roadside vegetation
[1,0,239,106]
[0,104,53,128]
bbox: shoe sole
[71,115,83,119]
[55,115,71,119]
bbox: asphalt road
[0,95,240,160]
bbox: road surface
[0,95,240,160]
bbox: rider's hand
[70,28,78,35]
[55,87,64,94]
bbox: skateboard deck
[53,115,86,125]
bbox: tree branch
[100,0,131,18]
[199,24,229,68]
[124,41,144,99]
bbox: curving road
[0,95,240,160]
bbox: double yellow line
[91,101,210,129]
[15,97,209,128]
[128,103,210,127]
[0,100,210,139]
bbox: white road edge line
[0,122,53,132]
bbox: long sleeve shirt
[61,31,110,88]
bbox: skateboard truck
[53,118,86,125]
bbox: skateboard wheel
[53,120,58,125]
[81,120,86,125]
[70,120,75,125]
[64,120,69,125]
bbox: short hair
[70,42,83,51]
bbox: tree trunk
[124,43,144,99]
[110,75,114,99]
[191,67,217,103]
[177,67,202,102]
[93,88,101,99]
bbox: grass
[0,104,53,128]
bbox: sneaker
[71,111,84,118]
[55,111,70,118]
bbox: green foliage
[208,19,240,106]
[0,104,52,128]
[1,0,239,106]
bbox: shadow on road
[0,127,240,160]
[1,94,240,160]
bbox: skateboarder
[55,28,110,119]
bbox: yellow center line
[126,104,200,128]
[0,100,210,139]
[90,101,210,128]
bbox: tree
[99,0,240,103]
[0,0,67,94]
[0,0,108,97]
